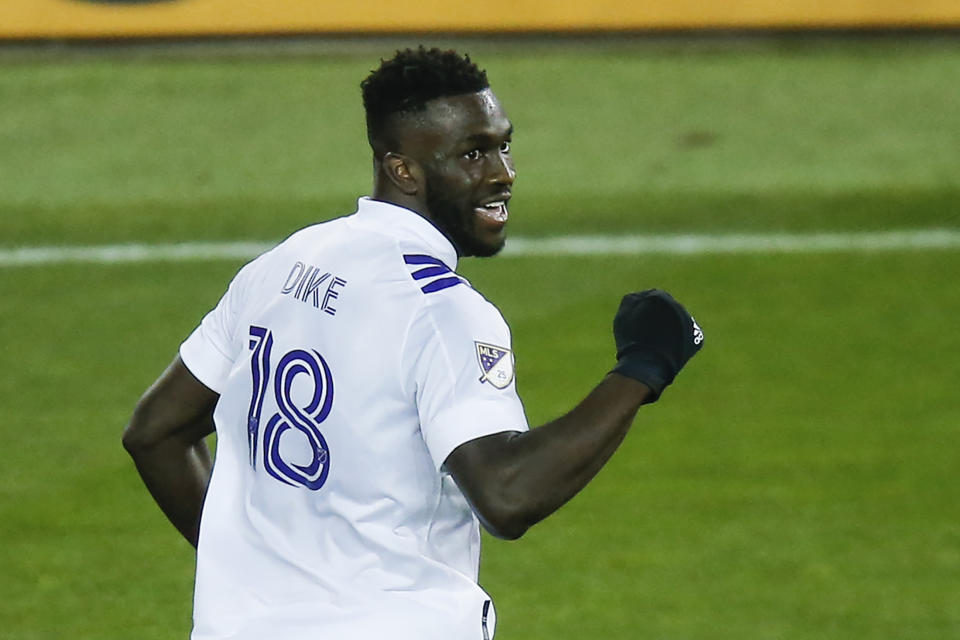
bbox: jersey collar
[354,197,459,270]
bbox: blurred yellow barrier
[2,0,959,39]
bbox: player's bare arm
[446,374,649,540]
[446,289,704,540]
[123,356,218,547]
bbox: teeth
[477,202,508,223]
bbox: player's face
[405,89,515,257]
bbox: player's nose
[488,152,515,186]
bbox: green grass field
[1,37,959,639]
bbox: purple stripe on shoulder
[412,265,451,280]
[421,276,463,294]
[404,254,447,267]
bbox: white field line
[0,241,274,267]
[502,229,960,256]
[1,230,959,267]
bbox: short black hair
[361,47,489,155]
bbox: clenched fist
[611,289,704,402]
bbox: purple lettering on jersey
[247,326,273,468]
[281,262,306,294]
[299,269,332,308]
[265,349,333,490]
[321,277,347,316]
[294,266,313,299]
[246,327,334,491]
[281,261,347,314]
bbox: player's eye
[464,149,483,161]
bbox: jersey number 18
[246,325,333,490]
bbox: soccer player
[123,47,704,640]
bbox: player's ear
[382,152,423,196]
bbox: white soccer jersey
[179,197,528,640]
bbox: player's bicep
[124,356,219,452]
[444,430,529,540]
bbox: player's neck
[368,183,461,256]
[371,179,431,223]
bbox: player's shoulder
[242,217,360,277]
[401,254,508,335]
[275,216,352,253]
[217,218,348,296]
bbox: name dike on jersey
[280,261,347,315]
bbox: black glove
[611,289,704,402]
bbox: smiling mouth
[476,200,509,224]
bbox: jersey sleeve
[179,260,258,394]
[408,290,530,470]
